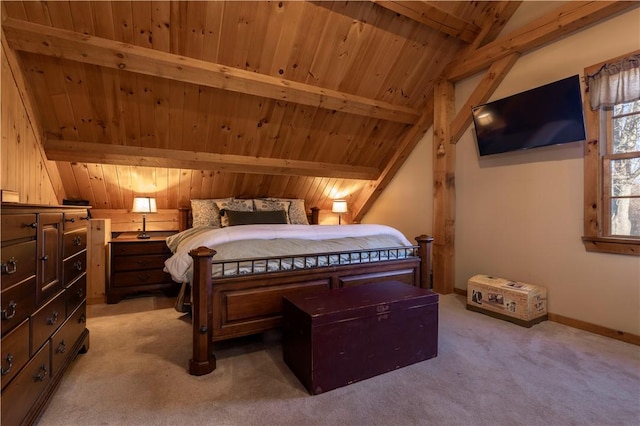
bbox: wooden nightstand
[107,231,178,304]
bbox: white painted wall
[362,128,434,243]
[365,4,640,335]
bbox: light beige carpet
[37,294,640,426]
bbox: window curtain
[587,53,640,110]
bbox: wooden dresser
[1,203,90,426]
[108,231,178,303]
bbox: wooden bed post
[310,207,320,225]
[416,235,434,290]
[188,246,217,376]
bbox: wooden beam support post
[432,79,456,294]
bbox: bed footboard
[187,234,433,376]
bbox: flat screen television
[471,75,586,157]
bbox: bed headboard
[178,206,320,231]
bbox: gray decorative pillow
[223,209,288,226]
[190,198,232,228]
[253,199,291,223]
[267,198,309,225]
[215,199,254,227]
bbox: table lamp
[332,200,348,225]
[132,197,157,239]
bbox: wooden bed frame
[178,208,433,376]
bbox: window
[583,51,640,255]
[604,101,640,237]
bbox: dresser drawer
[112,240,171,256]
[1,213,37,242]
[31,291,66,355]
[52,302,86,376]
[113,254,170,272]
[66,275,86,315]
[63,228,87,259]
[111,269,173,288]
[64,250,86,286]
[1,341,51,426]
[1,318,30,390]
[1,240,36,291]
[63,211,90,231]
[1,277,36,336]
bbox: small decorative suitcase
[283,280,439,395]
[467,274,547,327]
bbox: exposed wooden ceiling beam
[466,1,522,50]
[1,18,421,125]
[372,1,481,43]
[44,140,380,181]
[445,1,639,82]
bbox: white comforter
[163,224,412,283]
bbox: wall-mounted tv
[471,75,586,157]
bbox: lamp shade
[332,200,348,214]
[132,197,157,214]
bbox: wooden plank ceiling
[2,1,516,216]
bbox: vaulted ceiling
[1,1,634,219]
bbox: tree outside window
[607,100,640,236]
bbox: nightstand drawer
[111,269,173,288]
[112,241,171,256]
[112,254,169,272]
[107,231,178,303]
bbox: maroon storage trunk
[282,280,439,395]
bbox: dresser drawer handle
[73,235,82,246]
[33,365,48,382]
[56,340,67,354]
[1,354,13,375]
[1,301,17,320]
[74,260,83,271]
[47,311,59,325]
[137,260,149,267]
[80,215,90,221]
[41,255,49,261]
[1,257,18,275]
[65,217,75,223]
[76,288,84,299]
[79,314,87,324]
[137,273,151,282]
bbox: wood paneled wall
[1,44,62,205]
